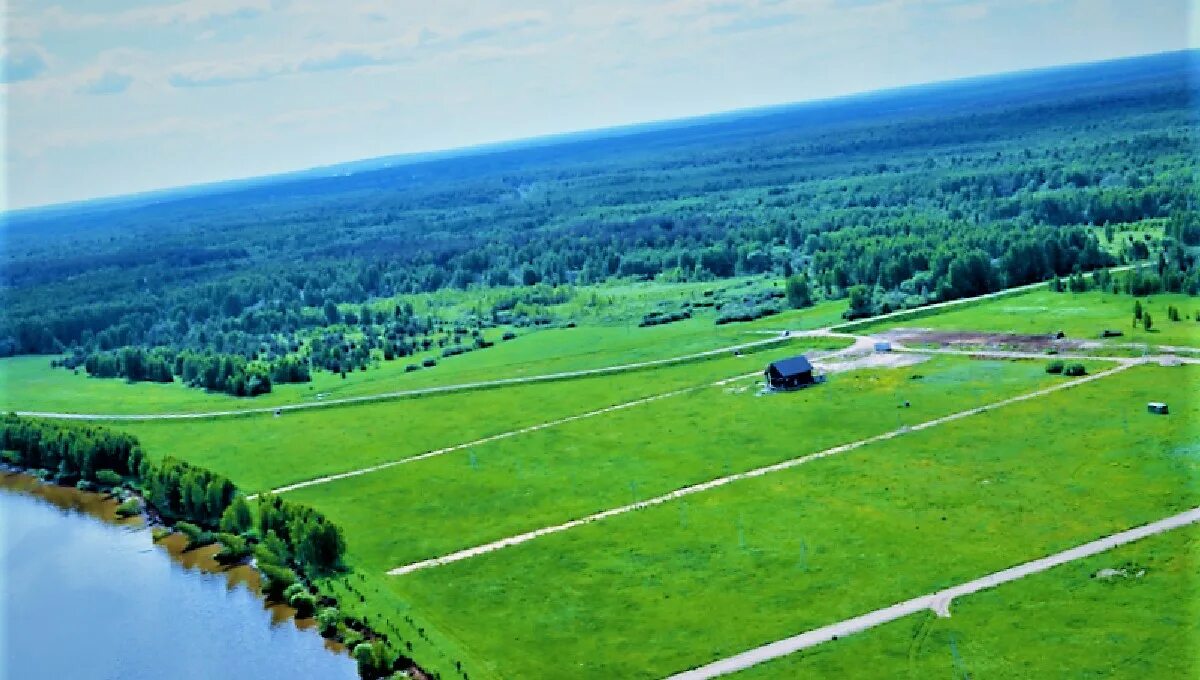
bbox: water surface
[0,473,358,679]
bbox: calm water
[0,474,358,680]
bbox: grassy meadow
[735,524,1199,679]
[0,298,848,416]
[384,364,1197,678]
[287,356,1097,570]
[123,339,850,492]
[868,288,1200,349]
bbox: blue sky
[1,0,1194,209]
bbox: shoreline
[0,466,425,678]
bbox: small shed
[1147,402,1169,415]
[765,355,815,391]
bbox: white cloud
[167,35,420,87]
[76,69,135,95]
[945,2,990,21]
[0,44,50,83]
[31,0,271,32]
[164,10,556,88]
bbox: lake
[0,473,359,679]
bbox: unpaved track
[666,506,1200,679]
[251,370,763,499]
[890,346,1200,364]
[14,265,1142,422]
[15,335,790,422]
[386,362,1134,576]
[234,342,868,498]
[829,265,1134,333]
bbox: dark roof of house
[766,355,812,378]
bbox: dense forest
[1,51,1196,394]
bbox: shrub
[151,526,171,542]
[289,591,317,618]
[259,563,298,601]
[404,364,420,372]
[219,496,254,534]
[1063,362,1087,377]
[316,607,341,636]
[501,331,517,341]
[421,358,437,368]
[174,521,215,549]
[95,469,123,487]
[214,533,251,564]
[115,498,141,518]
[1045,360,1065,374]
[353,642,397,679]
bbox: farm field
[383,364,1197,678]
[0,300,847,416]
[122,339,849,492]
[866,288,1200,349]
[286,356,1111,570]
[733,524,1199,679]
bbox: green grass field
[123,339,850,492]
[0,302,846,416]
[287,356,1094,571]
[4,271,1195,680]
[734,524,1199,679]
[867,288,1200,349]
[384,364,1197,678]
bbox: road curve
[665,506,1200,679]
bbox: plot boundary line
[13,264,1144,422]
[386,362,1135,576]
[13,335,791,422]
[249,369,762,499]
[665,505,1200,679]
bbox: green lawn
[735,524,1199,679]
[384,364,1197,679]
[867,289,1200,349]
[124,340,847,492]
[0,304,842,415]
[290,356,1101,571]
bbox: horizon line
[6,47,1195,217]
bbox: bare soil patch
[881,328,1086,352]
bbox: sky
[1,0,1195,210]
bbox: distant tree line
[58,347,311,397]
[1,58,1194,363]
[0,415,346,573]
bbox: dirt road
[666,505,1200,679]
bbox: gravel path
[386,362,1134,576]
[250,369,763,500]
[14,335,790,421]
[14,265,1143,422]
[666,505,1200,679]
[253,337,878,498]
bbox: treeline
[0,414,144,482]
[0,415,345,572]
[63,347,312,397]
[1050,251,1200,298]
[255,493,347,575]
[1,53,1195,360]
